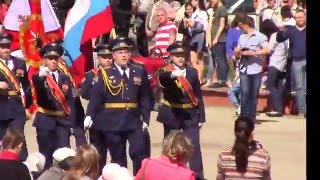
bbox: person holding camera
[234,15,270,122]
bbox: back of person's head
[260,19,279,40]
[98,163,132,180]
[64,144,99,180]
[52,147,76,171]
[162,131,194,163]
[236,10,248,24]
[232,116,255,172]
[1,127,25,151]
[230,11,247,28]
[281,6,293,19]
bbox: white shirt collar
[173,64,186,77]
[1,58,13,70]
[114,62,130,77]
[50,70,59,82]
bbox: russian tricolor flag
[64,0,114,85]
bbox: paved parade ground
[24,106,306,180]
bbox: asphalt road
[24,105,306,180]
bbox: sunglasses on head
[0,44,10,49]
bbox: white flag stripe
[64,0,91,36]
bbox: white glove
[39,67,49,77]
[171,70,185,78]
[142,122,148,130]
[199,123,203,128]
[84,116,93,129]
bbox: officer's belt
[0,90,19,96]
[104,103,138,109]
[37,107,66,116]
[163,100,194,109]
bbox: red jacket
[135,156,196,180]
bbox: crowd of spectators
[127,0,306,118]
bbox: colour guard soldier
[80,44,114,173]
[84,37,153,175]
[32,43,73,169]
[156,41,206,179]
[0,33,32,161]
[57,55,86,147]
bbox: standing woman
[63,144,99,180]
[186,0,208,83]
[216,116,271,179]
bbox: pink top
[134,156,196,180]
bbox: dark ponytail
[232,116,255,172]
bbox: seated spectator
[134,131,196,180]
[0,128,32,180]
[23,152,46,180]
[149,8,177,59]
[98,163,133,180]
[37,147,76,180]
[216,116,271,179]
[63,144,99,180]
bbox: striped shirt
[154,20,177,58]
[216,141,271,180]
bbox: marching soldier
[0,33,32,161]
[156,41,206,179]
[32,43,73,169]
[80,44,114,173]
[84,37,153,175]
[57,55,86,147]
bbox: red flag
[18,0,64,114]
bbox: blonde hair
[64,144,99,180]
[162,131,194,163]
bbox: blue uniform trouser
[104,128,147,175]
[90,129,108,174]
[0,118,28,161]
[164,124,204,179]
[36,126,70,169]
[73,126,87,146]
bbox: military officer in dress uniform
[32,43,73,169]
[0,33,32,161]
[156,41,206,179]
[57,55,86,147]
[80,44,114,173]
[84,37,153,175]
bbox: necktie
[51,72,57,83]
[5,60,8,66]
[121,67,129,83]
